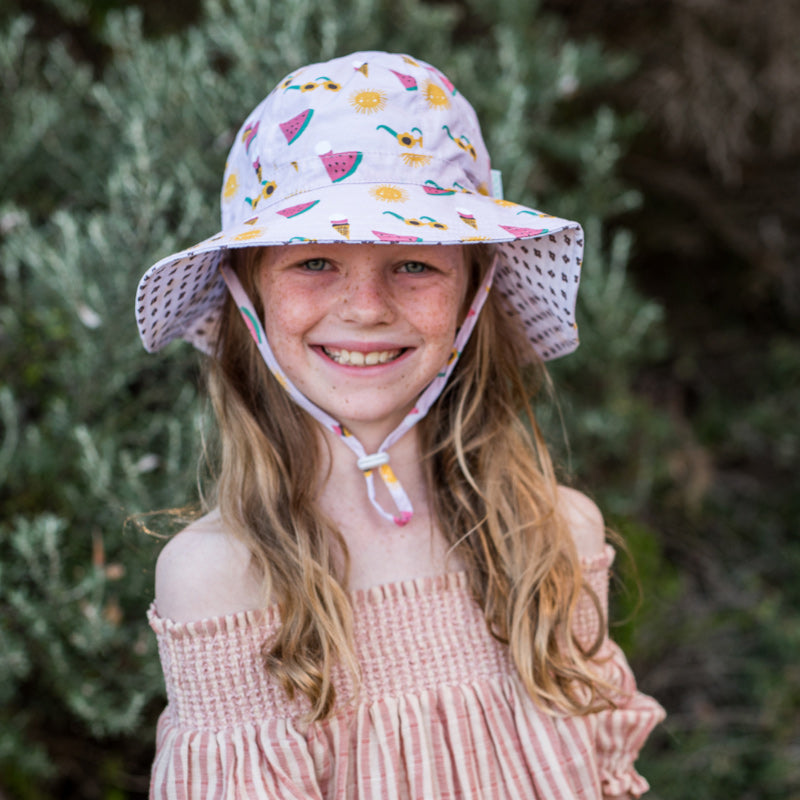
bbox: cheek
[262,283,314,343]
[415,286,466,340]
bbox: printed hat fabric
[136,51,584,362]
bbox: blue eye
[400,261,428,274]
[302,258,328,271]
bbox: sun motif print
[370,185,409,203]
[400,152,433,168]
[223,173,239,200]
[350,89,388,114]
[423,80,450,109]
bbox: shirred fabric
[149,546,664,799]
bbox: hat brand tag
[491,169,504,200]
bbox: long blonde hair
[204,243,607,720]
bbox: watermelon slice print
[239,307,262,344]
[427,67,456,95]
[371,230,423,243]
[242,121,259,151]
[423,180,456,196]
[315,141,363,182]
[276,199,320,218]
[279,109,314,144]
[499,225,548,237]
[390,69,418,91]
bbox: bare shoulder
[155,509,263,623]
[557,485,606,560]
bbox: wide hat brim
[136,50,584,362]
[136,184,583,361]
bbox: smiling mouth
[321,346,404,366]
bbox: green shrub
[1,0,669,795]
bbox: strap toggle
[357,452,390,471]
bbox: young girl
[137,51,664,798]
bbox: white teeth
[323,347,401,366]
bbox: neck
[316,425,429,532]
[315,421,461,591]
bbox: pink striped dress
[149,546,664,799]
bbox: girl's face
[257,243,469,449]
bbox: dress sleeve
[150,710,326,800]
[147,606,326,800]
[576,547,666,799]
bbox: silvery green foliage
[0,0,662,792]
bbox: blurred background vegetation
[1,0,797,796]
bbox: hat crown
[221,52,492,230]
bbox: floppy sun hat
[136,50,585,525]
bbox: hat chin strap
[219,254,497,527]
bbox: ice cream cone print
[456,207,477,229]
[329,214,351,239]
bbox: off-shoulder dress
[149,546,665,799]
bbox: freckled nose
[340,272,393,323]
